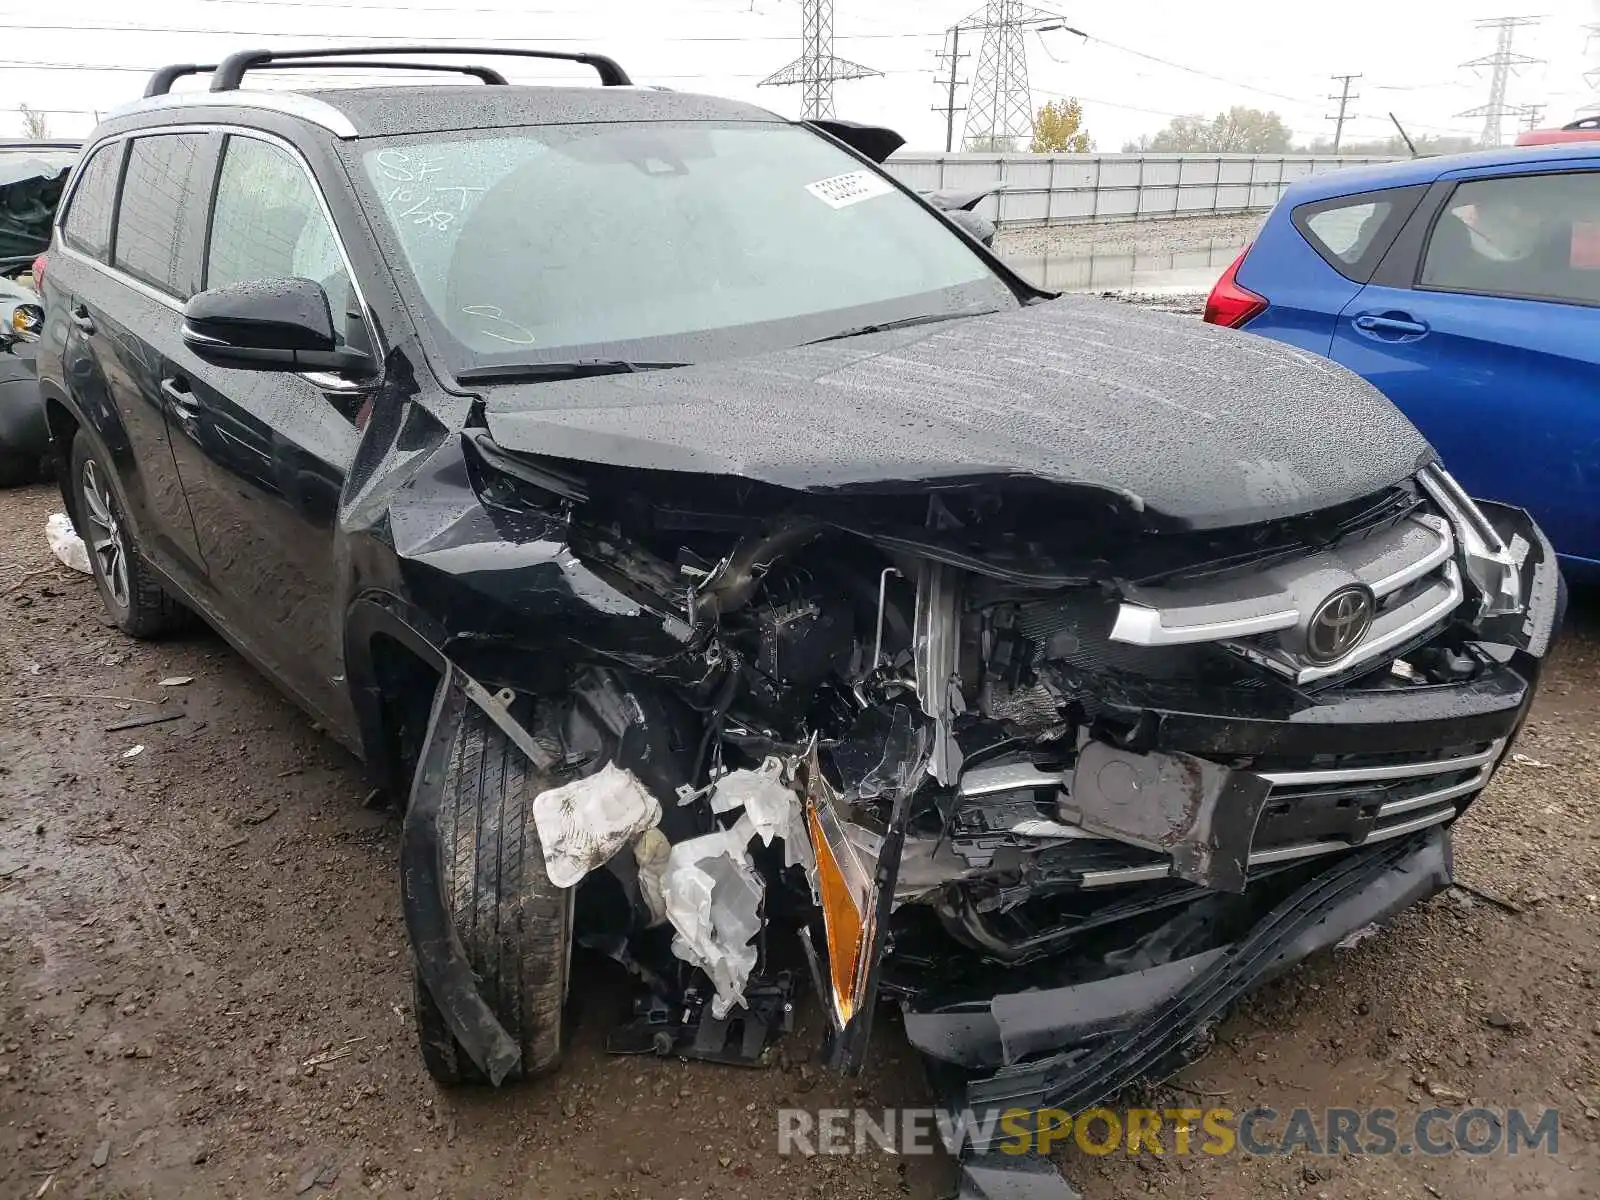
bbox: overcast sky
[3,0,1597,149]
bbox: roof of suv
[110,84,783,140]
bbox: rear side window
[113,134,210,298]
[1292,186,1426,283]
[59,142,122,262]
[1420,171,1600,307]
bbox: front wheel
[70,435,186,638]
[413,701,571,1084]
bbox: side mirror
[182,277,371,374]
[3,300,42,346]
[944,209,997,248]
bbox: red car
[1515,115,1600,147]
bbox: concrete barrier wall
[881,152,1398,227]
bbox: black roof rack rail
[144,59,510,98]
[148,46,632,95]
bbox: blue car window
[1305,200,1393,266]
[1420,171,1600,306]
[1290,185,1428,284]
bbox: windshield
[354,120,1017,369]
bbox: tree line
[1005,100,1475,156]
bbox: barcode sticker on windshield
[806,170,895,209]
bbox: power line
[0,0,751,16]
[1326,72,1361,152]
[1083,34,1320,109]
[758,0,881,118]
[0,55,929,82]
[1456,15,1544,149]
[0,17,955,43]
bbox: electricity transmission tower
[1326,73,1361,152]
[1456,15,1544,148]
[1582,23,1600,115]
[960,1,1065,150]
[759,0,882,119]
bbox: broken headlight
[1418,464,1523,619]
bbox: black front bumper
[913,503,1563,1196]
[913,828,1451,1140]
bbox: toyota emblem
[1304,586,1376,664]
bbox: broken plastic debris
[708,757,814,873]
[633,827,671,926]
[659,830,763,1019]
[46,512,91,574]
[1510,752,1553,769]
[531,762,661,888]
[157,676,194,687]
[121,745,145,760]
[1335,922,1382,950]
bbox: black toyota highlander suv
[34,47,1562,1200]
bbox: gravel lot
[2,460,1598,1200]
[994,213,1265,262]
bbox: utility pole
[1456,15,1544,148]
[1326,73,1362,153]
[758,0,882,120]
[1520,103,1546,131]
[932,25,969,153]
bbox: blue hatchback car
[1205,142,1600,573]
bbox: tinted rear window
[113,134,210,298]
[1292,185,1426,283]
[1420,171,1600,306]
[1305,201,1393,264]
[59,142,121,262]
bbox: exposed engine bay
[407,432,1557,1105]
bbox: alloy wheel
[80,459,130,611]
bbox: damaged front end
[395,419,1560,1184]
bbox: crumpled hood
[481,295,1434,530]
[0,153,75,268]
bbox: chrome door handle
[160,377,198,419]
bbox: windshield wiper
[806,309,999,345]
[454,359,687,384]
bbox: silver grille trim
[1110,513,1463,683]
[1258,740,1502,787]
[1247,562,1463,684]
[1073,739,1503,888]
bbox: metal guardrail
[883,152,1398,228]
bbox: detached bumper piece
[918,830,1452,1197]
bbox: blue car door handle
[1353,312,1430,337]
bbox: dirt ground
[2,479,1597,1200]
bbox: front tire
[413,702,570,1085]
[69,435,185,638]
